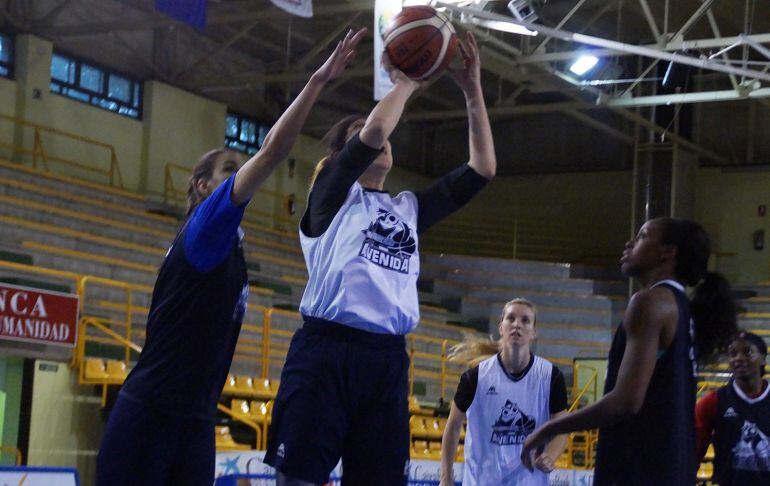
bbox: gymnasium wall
[0,357,23,466]
[7,35,144,191]
[442,170,633,263]
[141,81,227,196]
[696,167,770,285]
[26,360,102,483]
[6,33,770,283]
[0,76,16,149]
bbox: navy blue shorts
[96,393,215,486]
[264,317,410,485]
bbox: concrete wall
[27,360,102,485]
[0,357,23,466]
[141,81,227,196]
[0,76,17,150]
[695,166,770,285]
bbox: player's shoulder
[393,189,418,205]
[625,286,679,330]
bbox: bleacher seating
[3,156,760,473]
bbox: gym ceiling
[1,0,768,176]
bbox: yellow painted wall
[45,95,144,190]
[0,76,16,151]
[695,167,770,285]
[141,81,228,197]
[27,360,103,486]
[431,170,634,263]
[6,35,144,190]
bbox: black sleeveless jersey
[120,176,249,419]
[713,380,770,485]
[594,281,697,485]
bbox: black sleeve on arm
[415,164,490,234]
[549,365,569,414]
[300,133,382,237]
[453,366,479,413]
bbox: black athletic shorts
[264,317,410,485]
[96,392,215,486]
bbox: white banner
[214,451,594,485]
[373,0,403,100]
[270,0,313,18]
[0,467,78,486]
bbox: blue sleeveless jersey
[594,280,697,485]
[120,175,249,419]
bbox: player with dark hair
[96,29,366,486]
[695,330,770,485]
[521,217,738,485]
[264,32,496,486]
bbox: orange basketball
[383,6,458,80]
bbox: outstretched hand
[450,31,482,94]
[313,28,368,84]
[520,427,551,472]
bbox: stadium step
[422,253,572,279]
[0,157,148,208]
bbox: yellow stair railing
[0,446,22,466]
[0,112,124,188]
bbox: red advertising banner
[0,283,79,348]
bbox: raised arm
[452,32,495,180]
[359,59,419,149]
[301,59,419,237]
[231,28,367,206]
[520,288,677,470]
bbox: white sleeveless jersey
[464,355,554,486]
[299,182,420,335]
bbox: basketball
[383,6,458,80]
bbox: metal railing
[0,446,22,466]
[0,112,124,188]
[420,214,624,265]
[216,403,264,449]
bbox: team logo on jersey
[359,208,416,274]
[490,399,536,446]
[732,420,770,471]
[486,386,498,395]
[724,407,738,418]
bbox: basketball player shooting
[263,26,497,486]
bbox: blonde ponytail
[448,333,501,368]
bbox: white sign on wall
[270,0,313,18]
[373,0,403,100]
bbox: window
[225,112,270,155]
[50,53,142,119]
[0,32,13,78]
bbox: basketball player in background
[440,299,568,485]
[95,29,366,486]
[521,218,737,485]
[695,331,770,485]
[263,32,496,485]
